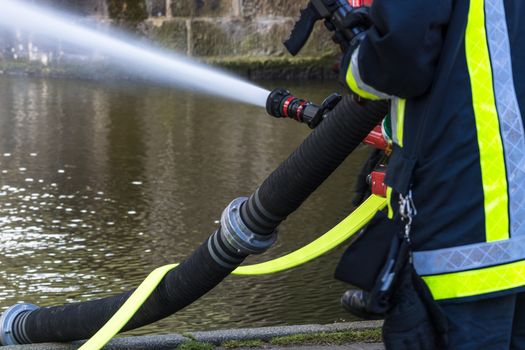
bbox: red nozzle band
[282,96,295,118]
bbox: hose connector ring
[220,197,278,255]
[0,303,39,345]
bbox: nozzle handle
[284,3,322,56]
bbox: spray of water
[0,0,270,107]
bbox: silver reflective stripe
[413,234,525,276]
[350,47,391,100]
[390,98,401,146]
[485,0,525,237]
[413,0,525,276]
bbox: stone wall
[141,0,336,58]
[0,0,340,79]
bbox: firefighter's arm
[345,0,452,100]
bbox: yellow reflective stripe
[465,0,509,242]
[346,62,382,101]
[83,195,387,349]
[396,99,405,148]
[79,263,179,350]
[386,186,394,219]
[423,259,525,300]
[234,195,387,275]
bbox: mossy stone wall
[1,0,340,79]
[28,0,337,58]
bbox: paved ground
[3,321,384,349]
[5,343,385,350]
[219,344,384,350]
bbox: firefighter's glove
[329,6,372,52]
[342,6,373,30]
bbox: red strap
[371,171,387,197]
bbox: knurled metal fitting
[0,303,38,345]
[220,197,278,255]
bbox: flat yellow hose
[232,195,387,275]
[80,195,387,350]
[78,264,179,350]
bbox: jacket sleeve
[346,0,452,99]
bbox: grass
[175,328,382,349]
[270,328,382,346]
[222,339,265,348]
[177,340,215,350]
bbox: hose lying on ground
[0,95,388,345]
[80,194,387,350]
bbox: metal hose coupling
[0,303,38,345]
[214,197,277,264]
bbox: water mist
[0,0,270,107]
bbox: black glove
[342,6,373,30]
[328,6,372,52]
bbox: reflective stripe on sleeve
[346,47,391,101]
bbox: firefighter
[340,0,525,348]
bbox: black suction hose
[13,231,246,343]
[242,95,389,234]
[1,95,388,345]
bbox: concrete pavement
[2,321,384,349]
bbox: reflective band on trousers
[413,0,525,301]
[422,259,525,301]
[413,234,525,276]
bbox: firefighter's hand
[328,6,372,52]
[342,6,372,30]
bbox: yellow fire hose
[79,195,387,350]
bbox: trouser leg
[440,294,515,350]
[511,292,525,349]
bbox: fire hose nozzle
[266,88,341,129]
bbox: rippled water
[0,76,371,335]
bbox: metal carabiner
[398,190,417,244]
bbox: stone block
[171,0,233,17]
[299,21,338,57]
[189,18,336,58]
[190,19,291,57]
[240,19,295,56]
[143,19,188,52]
[33,0,107,16]
[147,0,167,17]
[190,19,238,56]
[107,0,148,27]
[241,0,308,18]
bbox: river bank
[0,55,338,81]
[3,321,384,349]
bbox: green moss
[0,54,338,81]
[222,339,264,348]
[204,54,336,70]
[269,329,382,346]
[177,340,215,350]
[181,332,197,341]
[107,0,148,29]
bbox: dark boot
[341,289,384,320]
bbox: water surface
[0,76,371,335]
